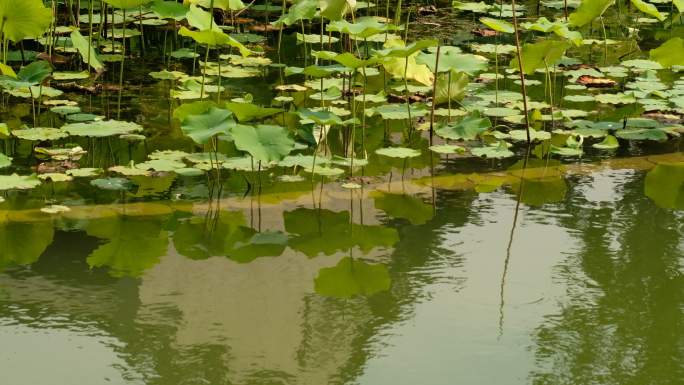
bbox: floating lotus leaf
[66,168,103,177]
[91,177,132,190]
[453,1,492,13]
[41,205,71,214]
[471,141,514,158]
[64,120,143,137]
[615,128,668,141]
[509,129,551,142]
[109,165,151,176]
[136,159,187,172]
[0,174,41,190]
[12,127,68,141]
[175,167,204,176]
[314,257,391,298]
[0,0,52,42]
[594,92,636,104]
[232,124,295,163]
[367,103,430,119]
[436,111,492,140]
[375,147,422,158]
[181,107,235,144]
[278,154,331,168]
[38,173,73,182]
[327,16,399,38]
[179,27,251,56]
[429,144,466,154]
[621,59,662,70]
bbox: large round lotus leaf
[136,159,186,172]
[645,162,684,210]
[64,120,143,137]
[91,177,132,190]
[327,17,399,38]
[0,174,41,190]
[375,147,422,158]
[0,153,12,169]
[0,0,52,42]
[436,111,492,140]
[471,141,514,159]
[568,0,614,27]
[650,37,684,67]
[66,168,103,177]
[429,144,466,154]
[232,124,295,163]
[615,128,668,141]
[151,0,189,20]
[181,107,235,144]
[12,127,69,141]
[314,257,391,298]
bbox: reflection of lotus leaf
[645,162,684,210]
[86,216,168,277]
[314,257,391,298]
[284,208,399,257]
[372,192,434,225]
[0,221,54,270]
[173,211,286,262]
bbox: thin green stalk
[511,0,531,143]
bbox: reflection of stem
[498,145,531,338]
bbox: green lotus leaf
[303,165,345,176]
[429,144,466,154]
[66,168,103,177]
[0,174,42,190]
[650,38,684,67]
[320,0,354,21]
[375,147,422,158]
[621,59,662,70]
[232,124,295,163]
[0,0,52,42]
[64,120,143,137]
[509,128,551,142]
[104,0,153,8]
[367,103,430,119]
[70,30,105,71]
[12,127,68,141]
[181,107,235,144]
[510,40,569,75]
[109,165,151,176]
[272,0,317,26]
[480,17,514,33]
[471,141,514,158]
[194,0,245,11]
[328,16,400,38]
[630,0,665,21]
[592,134,620,149]
[278,154,331,168]
[0,61,52,89]
[38,173,73,182]
[224,102,282,122]
[594,92,636,104]
[453,1,492,13]
[314,257,391,298]
[436,111,492,140]
[179,27,251,56]
[90,177,132,190]
[151,0,189,20]
[136,159,187,172]
[0,153,12,169]
[297,108,344,125]
[645,162,684,210]
[615,128,668,141]
[52,71,90,81]
[568,0,614,27]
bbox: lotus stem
[429,44,440,146]
[511,0,531,144]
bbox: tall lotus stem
[201,0,216,98]
[429,44,440,146]
[511,0,531,144]
[117,8,126,119]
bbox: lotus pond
[1,0,683,384]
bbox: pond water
[1,0,684,384]
[1,152,683,385]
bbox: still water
[1,154,682,385]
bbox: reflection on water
[1,157,683,385]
